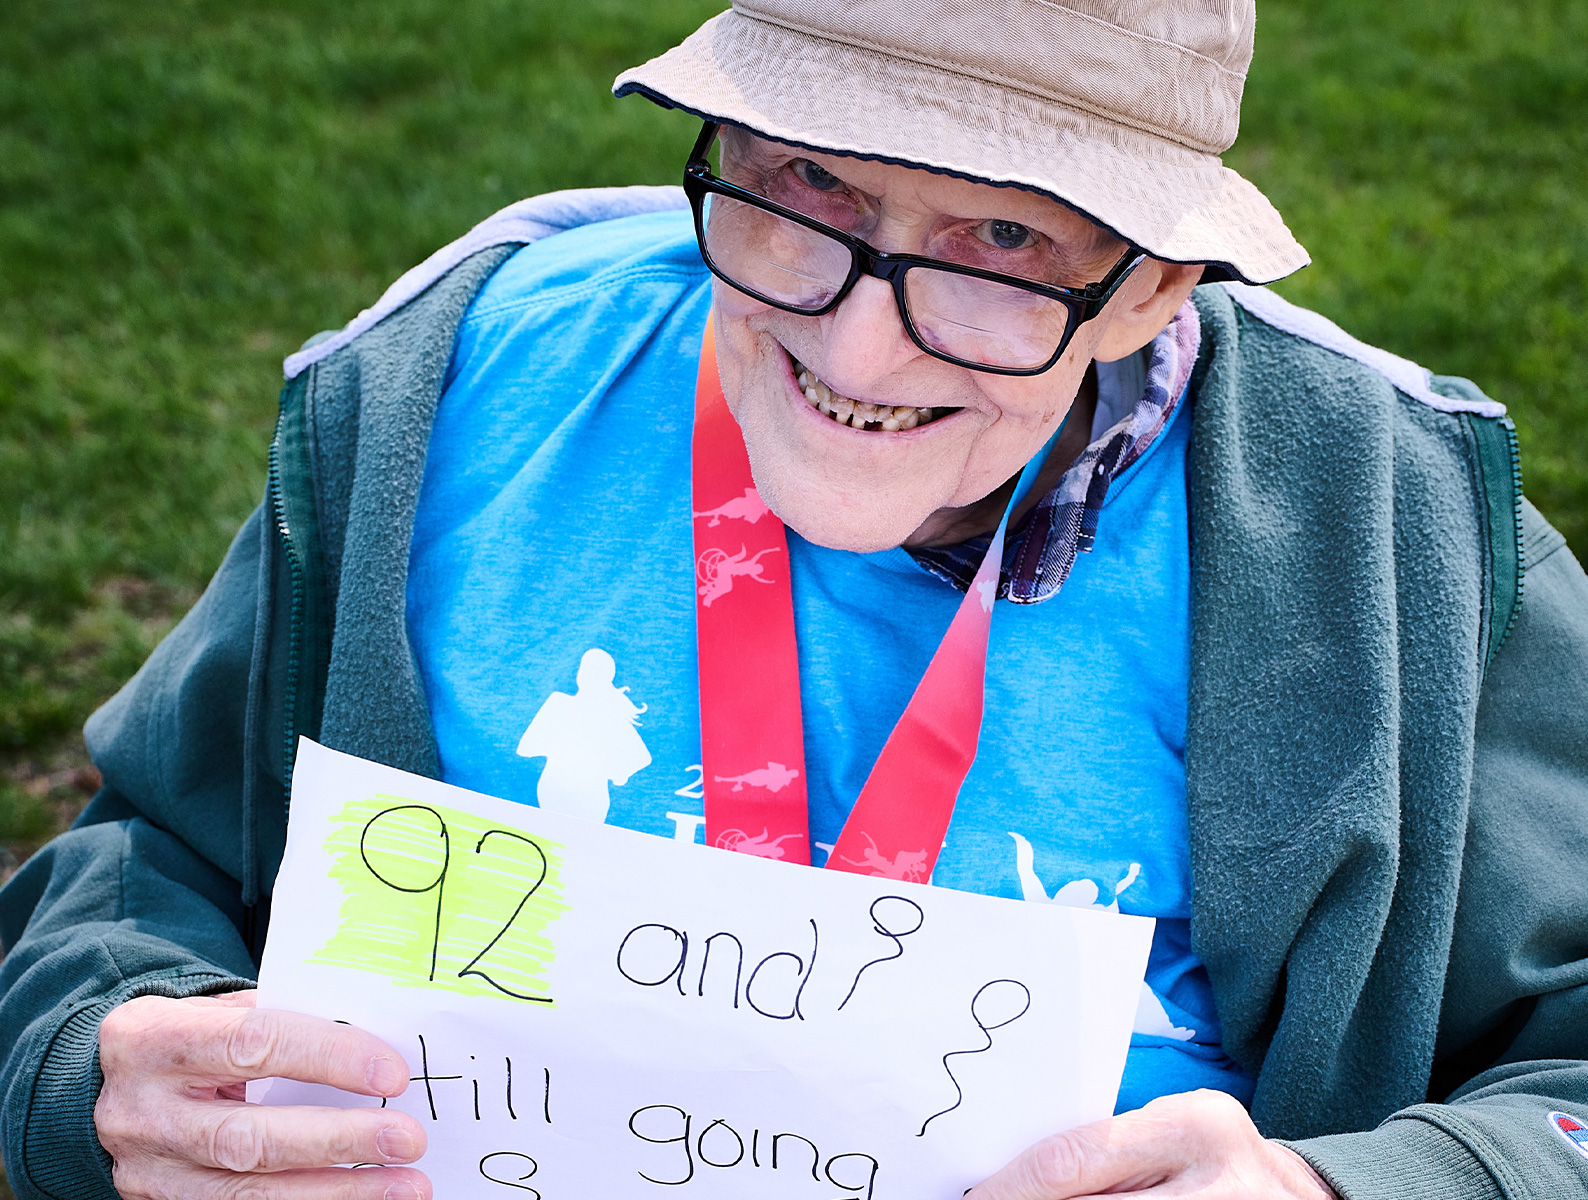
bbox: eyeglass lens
[702,192,850,309]
[700,192,1078,371]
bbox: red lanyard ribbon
[692,321,1049,882]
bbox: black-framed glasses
[682,122,1145,376]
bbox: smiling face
[707,128,1203,552]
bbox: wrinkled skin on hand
[95,990,432,1200]
[968,1091,1339,1200]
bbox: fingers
[97,996,430,1200]
[98,1089,425,1173]
[112,1162,432,1200]
[101,996,410,1095]
[213,1007,410,1094]
[197,1103,426,1174]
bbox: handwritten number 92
[359,805,554,1004]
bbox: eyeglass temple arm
[687,120,722,169]
[1083,249,1148,307]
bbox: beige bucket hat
[615,0,1308,285]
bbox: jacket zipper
[1494,414,1524,655]
[267,417,307,807]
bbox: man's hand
[96,990,431,1200]
[967,1090,1339,1200]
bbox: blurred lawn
[0,0,1584,872]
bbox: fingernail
[383,1183,421,1200]
[376,1126,416,1163]
[367,1055,406,1095]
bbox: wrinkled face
[708,128,1190,552]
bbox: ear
[1090,259,1203,363]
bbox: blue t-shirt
[407,210,1253,1112]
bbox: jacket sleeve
[0,504,284,1200]
[1291,501,1588,1198]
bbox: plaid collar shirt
[909,299,1201,603]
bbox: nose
[813,273,922,395]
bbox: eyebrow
[727,132,1121,267]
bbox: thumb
[968,1119,1164,1200]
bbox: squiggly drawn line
[479,1151,540,1196]
[839,896,925,1011]
[917,979,1032,1137]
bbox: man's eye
[796,161,842,191]
[984,220,1034,250]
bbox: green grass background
[0,0,1583,1192]
[1,0,1584,867]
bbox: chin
[779,509,922,554]
[748,464,939,553]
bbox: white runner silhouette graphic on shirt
[1009,831,1196,1042]
[515,648,651,823]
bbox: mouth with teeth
[792,357,947,432]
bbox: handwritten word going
[629,1105,880,1198]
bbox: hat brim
[615,11,1308,286]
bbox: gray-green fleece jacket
[2,187,1586,1200]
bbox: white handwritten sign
[252,739,1154,1199]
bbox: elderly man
[3,2,1586,1199]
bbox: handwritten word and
[614,894,926,1022]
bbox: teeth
[790,357,946,432]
